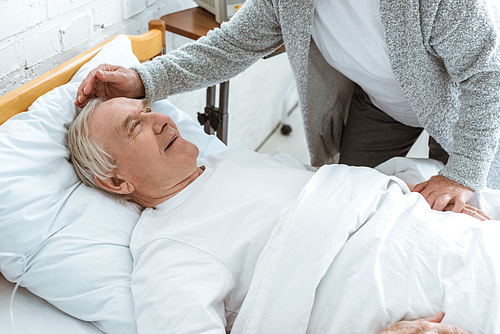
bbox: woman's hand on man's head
[75,64,145,108]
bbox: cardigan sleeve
[429,0,500,190]
[132,0,284,103]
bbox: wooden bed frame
[0,24,166,126]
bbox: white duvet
[231,164,500,334]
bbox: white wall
[0,0,296,150]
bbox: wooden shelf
[160,7,220,41]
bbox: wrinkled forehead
[88,98,142,141]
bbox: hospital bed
[0,27,226,334]
[1,25,499,334]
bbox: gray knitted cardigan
[135,0,500,191]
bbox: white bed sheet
[233,163,500,333]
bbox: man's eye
[145,107,152,113]
[131,121,139,131]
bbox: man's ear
[93,174,135,195]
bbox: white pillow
[0,35,226,333]
[0,274,103,333]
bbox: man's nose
[150,113,171,135]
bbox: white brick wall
[47,0,93,19]
[0,42,20,79]
[21,27,61,68]
[60,15,93,51]
[0,1,44,41]
[0,0,297,151]
[93,2,122,29]
[124,0,147,19]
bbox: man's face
[88,97,199,204]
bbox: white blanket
[231,164,500,333]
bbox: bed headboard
[0,24,165,126]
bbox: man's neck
[132,166,205,208]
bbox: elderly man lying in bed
[68,97,498,334]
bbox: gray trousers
[339,85,449,168]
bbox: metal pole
[218,81,229,144]
[205,85,216,135]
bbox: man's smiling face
[88,97,200,204]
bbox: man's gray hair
[67,98,128,201]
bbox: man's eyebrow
[122,115,133,134]
[121,99,149,134]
